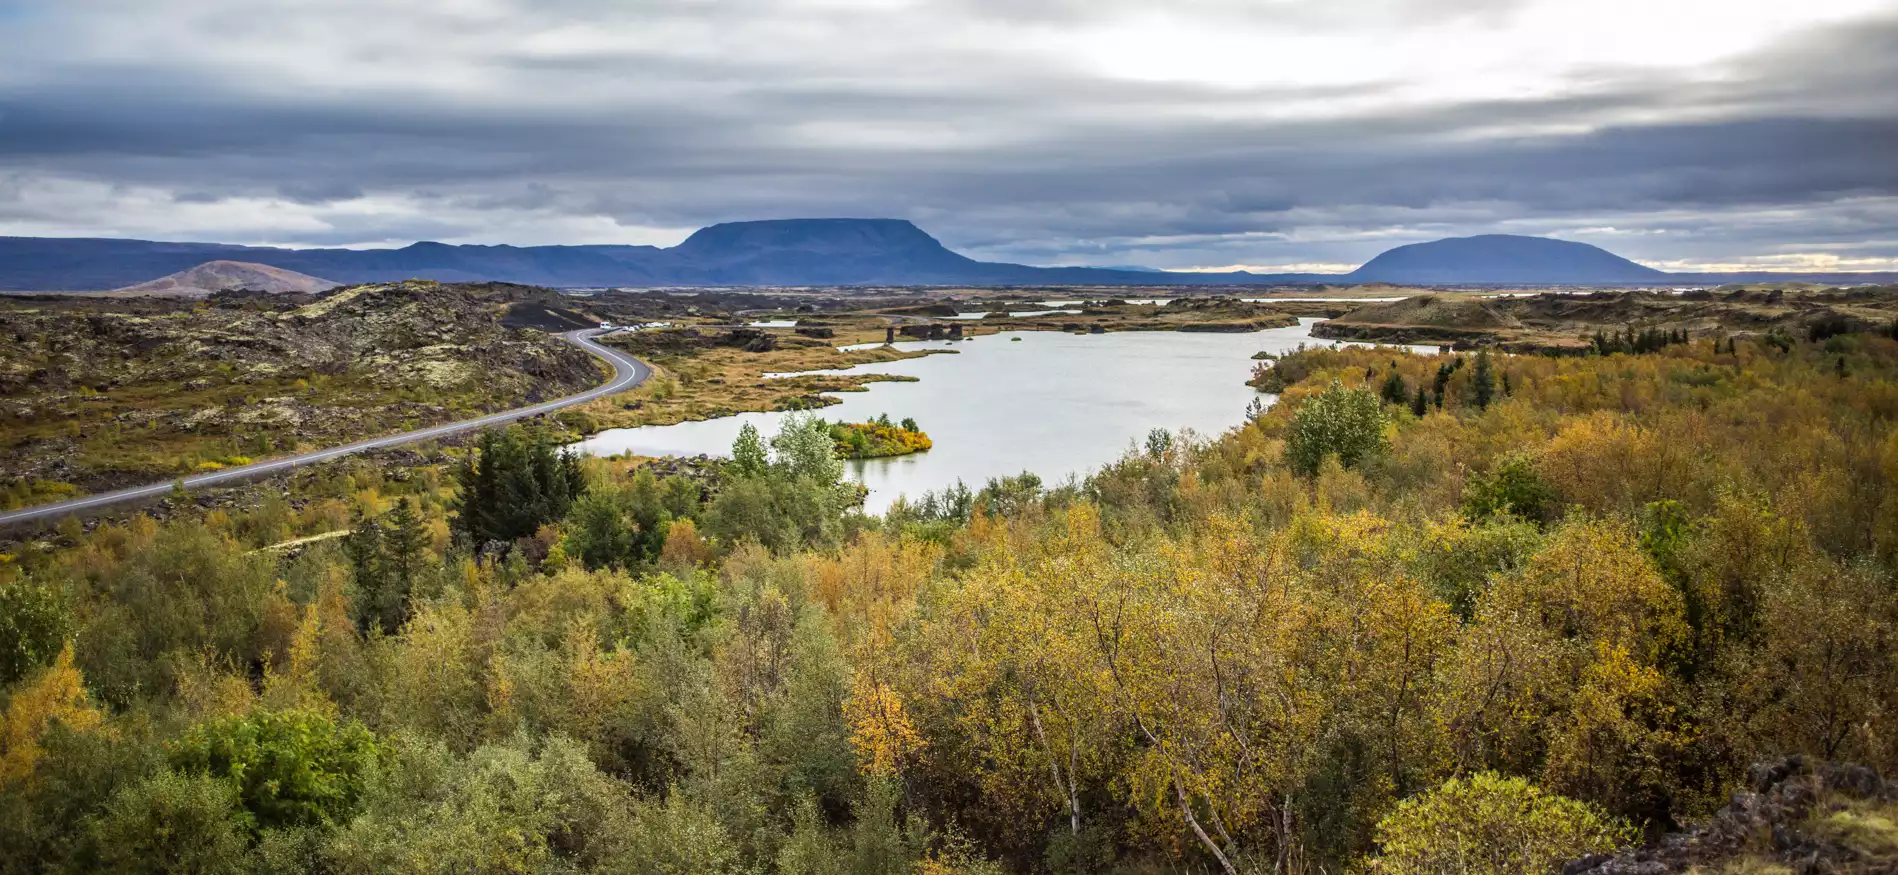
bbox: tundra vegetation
[830,415,932,459]
[572,327,941,433]
[0,283,600,507]
[2,326,1897,875]
[1310,285,1898,353]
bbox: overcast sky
[1,0,1895,272]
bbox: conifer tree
[1471,349,1496,410]
[1381,368,1408,405]
[450,425,585,550]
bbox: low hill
[1346,234,1669,285]
[1325,294,1525,331]
[111,260,340,297]
[1311,285,1898,351]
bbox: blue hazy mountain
[0,220,1239,290]
[1345,234,1668,284]
[0,220,1886,290]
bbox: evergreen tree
[1380,368,1408,405]
[1411,385,1428,417]
[1471,349,1496,410]
[450,425,585,551]
[564,488,634,570]
[375,498,426,632]
[342,506,384,601]
[344,499,426,634]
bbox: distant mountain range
[0,220,1891,290]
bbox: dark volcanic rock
[1565,757,1898,875]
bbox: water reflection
[575,320,1426,513]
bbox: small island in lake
[830,414,932,458]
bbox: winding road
[0,329,650,529]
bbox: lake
[574,319,1412,513]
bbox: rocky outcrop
[1312,287,1898,353]
[0,281,604,493]
[1566,757,1898,875]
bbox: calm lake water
[575,320,1407,513]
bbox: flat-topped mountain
[665,218,999,284]
[111,260,340,297]
[1,221,1891,290]
[1346,234,1669,285]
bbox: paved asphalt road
[0,329,650,529]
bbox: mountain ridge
[1,220,1892,290]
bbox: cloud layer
[2,0,1895,271]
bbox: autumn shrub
[1462,453,1560,525]
[1370,772,1634,875]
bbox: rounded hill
[1346,234,1668,285]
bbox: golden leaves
[845,670,923,778]
[0,644,102,785]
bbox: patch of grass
[1808,799,1898,858]
[1691,859,1796,875]
[578,342,944,430]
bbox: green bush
[623,790,744,875]
[1284,381,1388,477]
[0,579,70,687]
[326,735,638,875]
[1461,454,1559,525]
[169,710,384,832]
[88,770,248,875]
[1371,772,1634,875]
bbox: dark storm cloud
[0,1,1893,269]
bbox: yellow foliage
[803,530,937,638]
[172,652,257,721]
[659,517,711,569]
[0,645,103,785]
[260,601,341,717]
[846,670,924,777]
[1487,517,1685,661]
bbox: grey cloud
[0,2,1894,269]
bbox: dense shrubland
[2,330,1897,874]
[830,415,933,459]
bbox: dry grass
[1808,798,1898,858]
[575,340,947,430]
